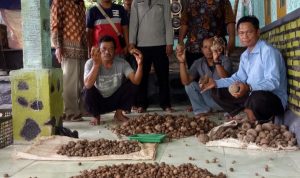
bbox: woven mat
[15,136,157,160]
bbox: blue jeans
[185,82,222,115]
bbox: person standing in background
[177,0,236,113]
[178,0,236,68]
[51,0,88,121]
[129,0,174,113]
[86,0,129,57]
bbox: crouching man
[201,16,287,123]
[83,35,143,125]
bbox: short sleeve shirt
[86,4,129,54]
[188,55,232,80]
[84,57,133,98]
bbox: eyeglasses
[238,30,256,36]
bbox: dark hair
[237,15,260,30]
[200,35,214,48]
[99,35,116,49]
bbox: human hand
[199,77,216,93]
[175,44,186,63]
[166,45,173,57]
[128,44,135,52]
[131,48,143,66]
[91,46,101,67]
[212,50,222,62]
[230,82,250,98]
[55,48,63,63]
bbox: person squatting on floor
[201,16,287,123]
[176,36,232,118]
[83,36,143,125]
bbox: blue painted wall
[287,0,300,13]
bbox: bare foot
[131,106,138,111]
[89,116,101,126]
[114,110,129,122]
[164,107,175,113]
[136,107,146,113]
[224,113,245,122]
[186,106,193,112]
[194,113,209,119]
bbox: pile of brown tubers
[57,139,141,157]
[198,121,297,148]
[112,113,216,139]
[71,162,226,178]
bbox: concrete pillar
[10,0,63,141]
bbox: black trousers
[83,81,138,117]
[136,46,171,109]
[212,89,284,122]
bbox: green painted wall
[10,69,63,141]
[21,0,52,69]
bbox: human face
[238,22,260,50]
[201,38,213,60]
[99,41,115,61]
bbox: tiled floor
[1,105,300,178]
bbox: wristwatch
[213,60,222,65]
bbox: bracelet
[179,61,185,64]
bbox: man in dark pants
[201,16,287,123]
[129,0,174,113]
[83,36,143,125]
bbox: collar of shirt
[246,39,262,55]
